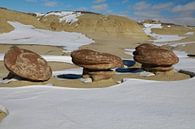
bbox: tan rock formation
[71,49,123,70]
[133,43,179,72]
[71,49,123,81]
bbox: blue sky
[0,0,195,26]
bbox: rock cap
[71,49,123,70]
[133,43,179,66]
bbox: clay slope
[0,8,147,40]
[0,8,148,57]
[0,8,48,33]
[39,11,148,40]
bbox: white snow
[143,23,185,43]
[35,13,44,17]
[52,68,82,77]
[155,41,194,47]
[0,49,195,129]
[139,71,155,77]
[0,77,195,129]
[0,105,9,115]
[174,51,195,73]
[152,34,185,43]
[0,53,73,64]
[124,48,135,56]
[44,11,82,24]
[185,32,194,36]
[0,53,4,61]
[42,55,73,64]
[143,23,162,34]
[0,21,94,52]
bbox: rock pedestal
[71,49,123,81]
[4,47,52,81]
[133,43,179,72]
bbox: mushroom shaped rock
[71,49,123,70]
[4,47,52,81]
[133,43,179,72]
[71,49,123,81]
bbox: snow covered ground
[0,48,195,129]
[0,21,195,129]
[143,23,186,43]
[0,21,94,52]
[0,53,73,64]
[0,77,195,129]
[174,51,195,73]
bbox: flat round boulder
[133,44,179,66]
[4,47,52,81]
[71,49,123,70]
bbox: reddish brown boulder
[71,49,123,70]
[133,43,179,72]
[71,49,123,81]
[4,47,52,81]
[134,43,158,52]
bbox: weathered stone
[83,68,115,81]
[71,49,123,81]
[71,49,123,70]
[133,44,179,66]
[4,47,52,81]
[133,43,179,72]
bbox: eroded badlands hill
[0,8,149,57]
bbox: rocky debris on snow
[0,105,9,122]
[133,43,179,72]
[4,47,52,81]
[71,49,123,81]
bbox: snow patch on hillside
[0,53,73,64]
[185,32,194,36]
[44,11,82,24]
[35,12,44,17]
[143,23,185,43]
[0,21,94,52]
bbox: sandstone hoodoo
[71,49,123,81]
[133,43,179,72]
[4,47,52,81]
